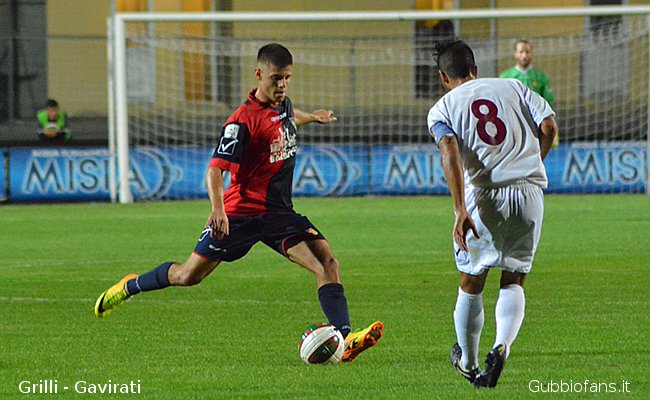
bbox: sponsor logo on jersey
[306,227,320,236]
[270,125,297,163]
[271,112,287,122]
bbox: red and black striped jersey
[209,89,297,215]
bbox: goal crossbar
[114,6,650,23]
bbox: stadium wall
[45,0,627,117]
[2,142,646,202]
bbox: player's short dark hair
[45,99,59,108]
[433,40,476,80]
[257,43,293,68]
[514,39,531,50]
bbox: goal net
[109,7,650,202]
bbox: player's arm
[540,72,555,107]
[542,87,554,107]
[205,120,249,239]
[60,112,70,133]
[538,116,558,161]
[437,133,479,252]
[294,108,337,126]
[205,167,229,239]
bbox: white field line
[1,296,646,307]
[0,296,314,306]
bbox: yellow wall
[458,0,492,38]
[48,0,111,36]
[495,0,583,38]
[46,0,650,115]
[230,0,413,40]
[47,1,111,115]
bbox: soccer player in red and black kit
[94,43,383,362]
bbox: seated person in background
[37,99,71,142]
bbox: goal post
[109,6,650,203]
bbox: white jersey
[427,78,554,189]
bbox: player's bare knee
[186,272,205,286]
[170,265,204,286]
[178,271,204,286]
[322,256,339,273]
[500,271,526,288]
[321,256,340,281]
[460,271,487,294]
[460,281,483,294]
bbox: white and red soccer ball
[299,324,344,364]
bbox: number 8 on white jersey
[427,77,555,189]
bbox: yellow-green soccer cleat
[341,321,384,362]
[93,274,138,318]
[450,343,479,384]
[474,344,507,389]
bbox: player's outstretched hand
[206,209,229,240]
[453,210,479,252]
[311,109,337,124]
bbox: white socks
[493,284,526,358]
[453,283,526,368]
[453,287,484,370]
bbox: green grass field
[1,195,648,399]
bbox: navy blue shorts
[193,212,326,262]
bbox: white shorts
[454,182,544,276]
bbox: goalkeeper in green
[500,40,558,148]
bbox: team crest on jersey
[218,124,240,155]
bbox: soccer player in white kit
[427,41,558,388]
